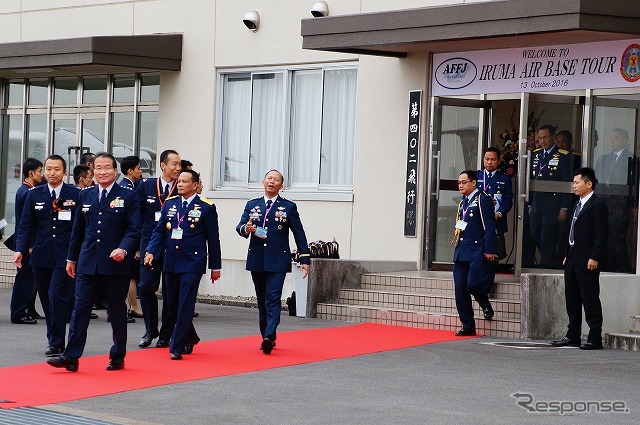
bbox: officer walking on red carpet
[236,170,310,354]
[47,153,141,372]
[144,170,221,360]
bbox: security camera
[311,1,329,17]
[243,10,260,32]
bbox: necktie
[164,184,170,197]
[101,188,108,204]
[462,197,469,211]
[569,200,582,245]
[51,189,56,201]
[182,200,188,212]
[266,199,272,210]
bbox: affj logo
[620,44,640,82]
[435,58,477,89]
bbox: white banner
[432,39,640,96]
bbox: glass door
[426,97,491,269]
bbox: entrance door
[426,97,491,269]
[52,113,106,182]
[516,93,585,273]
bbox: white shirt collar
[98,182,115,196]
[159,177,172,192]
[466,189,479,201]
[579,191,594,205]
[264,195,278,204]
[181,194,197,206]
[48,183,63,198]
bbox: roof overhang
[0,34,183,77]
[301,0,640,57]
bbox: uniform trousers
[564,249,603,343]
[453,260,491,331]
[64,273,129,360]
[10,253,35,321]
[251,271,287,341]
[529,211,560,268]
[32,266,75,349]
[164,272,201,354]
[139,264,174,340]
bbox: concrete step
[631,315,640,334]
[338,288,521,320]
[605,332,640,351]
[360,273,521,300]
[317,302,521,339]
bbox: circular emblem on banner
[620,44,640,82]
[434,58,477,90]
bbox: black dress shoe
[193,312,199,318]
[156,339,169,348]
[106,359,125,371]
[259,341,277,350]
[579,341,603,350]
[27,310,45,320]
[11,316,37,325]
[90,312,99,319]
[139,330,159,348]
[551,337,581,347]
[127,317,136,324]
[45,346,63,357]
[47,356,79,372]
[455,328,477,336]
[171,352,183,360]
[128,309,144,319]
[261,338,274,354]
[483,305,494,320]
[184,338,200,355]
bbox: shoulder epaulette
[558,149,569,155]
[573,151,581,156]
[167,195,179,200]
[250,196,262,202]
[199,197,214,205]
[533,148,542,152]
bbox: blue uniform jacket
[453,191,497,262]
[136,178,177,255]
[16,183,81,268]
[119,177,136,190]
[476,169,513,234]
[530,144,571,213]
[236,196,310,272]
[67,184,141,275]
[9,183,35,251]
[146,195,222,274]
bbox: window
[218,65,357,189]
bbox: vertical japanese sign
[404,90,421,237]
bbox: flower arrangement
[496,107,546,177]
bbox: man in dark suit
[136,150,181,348]
[9,158,43,325]
[236,170,310,354]
[47,153,141,372]
[452,170,496,336]
[14,155,80,356]
[529,125,572,268]
[552,167,608,350]
[119,156,144,321]
[144,170,221,360]
[476,147,513,295]
[594,128,633,185]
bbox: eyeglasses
[457,180,472,185]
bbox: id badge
[155,211,162,222]
[494,194,502,212]
[171,228,183,240]
[455,220,468,231]
[58,210,72,221]
[254,226,268,239]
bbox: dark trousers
[139,264,174,340]
[164,272,201,354]
[530,211,560,268]
[32,266,75,349]
[64,273,129,360]
[10,253,35,321]
[453,260,491,331]
[564,251,604,343]
[251,271,287,341]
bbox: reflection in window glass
[140,75,160,102]
[54,78,78,105]
[7,82,24,107]
[2,115,23,234]
[28,80,48,106]
[83,76,107,104]
[52,119,77,163]
[27,114,47,160]
[138,111,158,177]
[82,118,106,156]
[220,74,251,184]
[113,76,135,103]
[111,112,134,155]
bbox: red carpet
[0,323,478,409]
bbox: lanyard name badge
[254,200,274,239]
[171,209,186,240]
[456,199,471,231]
[156,180,175,221]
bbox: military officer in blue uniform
[476,147,513,295]
[14,155,80,356]
[237,170,311,354]
[136,150,182,348]
[452,170,496,336]
[47,153,141,372]
[529,125,571,268]
[144,170,221,360]
[8,158,42,325]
